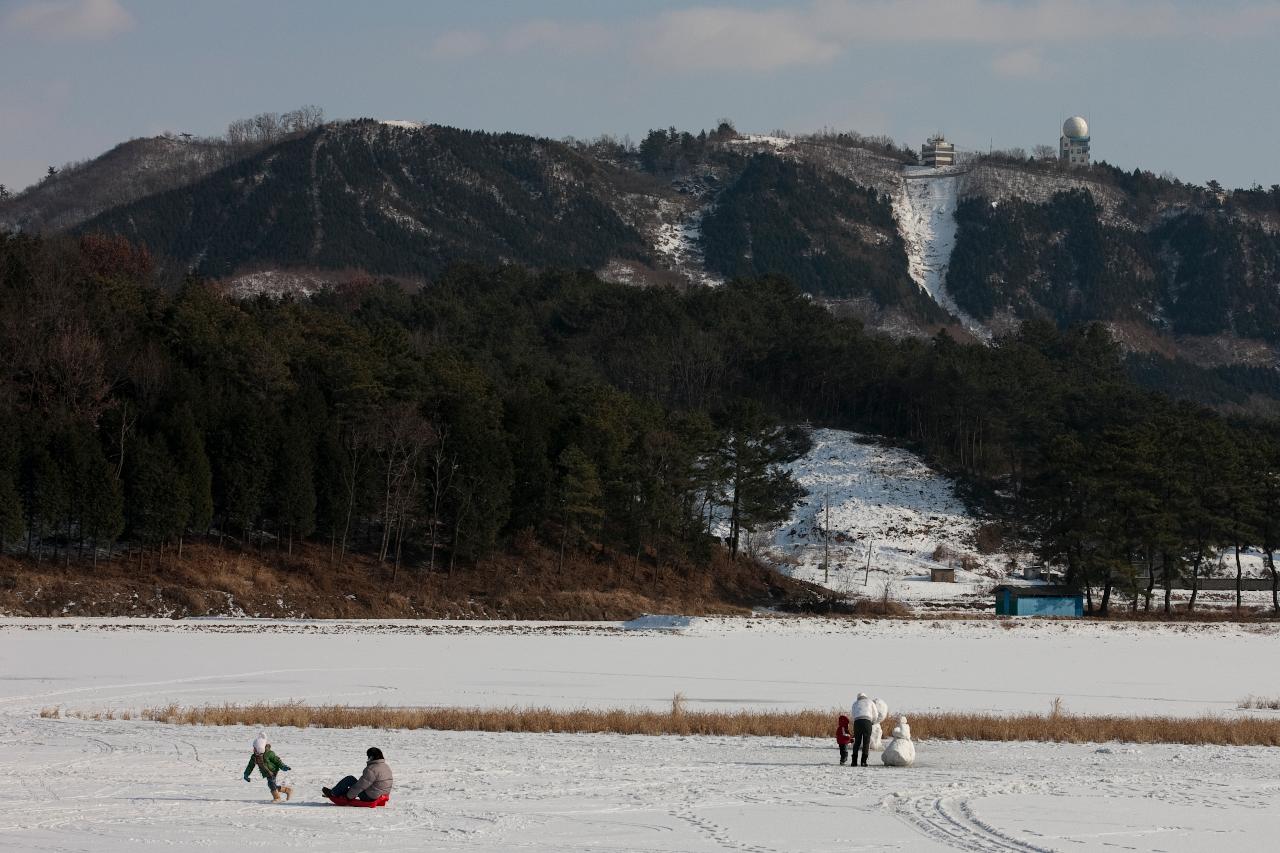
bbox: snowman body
[882,716,916,767]
[867,698,889,751]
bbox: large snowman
[882,716,916,767]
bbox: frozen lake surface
[2,616,1275,717]
[2,617,1278,851]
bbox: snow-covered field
[758,429,1008,606]
[2,617,1278,851]
[6,715,1278,852]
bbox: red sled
[326,794,390,808]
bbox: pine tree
[126,436,188,547]
[556,444,603,572]
[170,407,214,535]
[716,402,806,559]
[23,444,69,559]
[81,461,124,564]
[215,402,276,548]
[0,423,23,548]
[275,427,316,555]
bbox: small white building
[921,134,955,168]
[1059,116,1090,166]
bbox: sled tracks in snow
[886,791,1056,853]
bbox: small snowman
[868,698,890,751]
[881,716,916,767]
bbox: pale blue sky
[2,0,1278,192]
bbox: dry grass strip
[39,701,1280,747]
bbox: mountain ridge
[4,119,1280,374]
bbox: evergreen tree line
[2,232,1277,612]
[0,234,808,575]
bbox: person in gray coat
[323,747,394,801]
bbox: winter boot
[279,786,293,801]
[272,787,281,802]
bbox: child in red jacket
[835,713,853,765]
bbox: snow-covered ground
[224,269,327,300]
[726,133,795,150]
[5,715,1278,852]
[2,617,1279,851]
[893,166,989,338]
[755,429,1277,611]
[758,429,1009,607]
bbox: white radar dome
[1063,116,1089,139]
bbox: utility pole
[822,487,831,585]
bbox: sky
[2,0,1279,193]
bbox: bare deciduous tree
[374,404,435,576]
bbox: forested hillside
[68,121,932,313]
[2,233,1277,615]
[76,122,652,280]
[0,107,326,234]
[947,188,1280,343]
[700,155,938,314]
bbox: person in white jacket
[849,693,876,767]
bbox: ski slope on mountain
[759,429,1008,606]
[893,166,988,338]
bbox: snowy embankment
[893,166,989,338]
[758,429,1010,607]
[2,617,1279,851]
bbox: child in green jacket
[244,733,293,801]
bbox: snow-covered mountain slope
[892,167,988,338]
[757,429,1012,606]
[651,201,723,287]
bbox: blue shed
[994,585,1084,617]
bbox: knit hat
[252,733,268,755]
[857,692,868,699]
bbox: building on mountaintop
[921,134,955,168]
[1059,116,1090,166]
